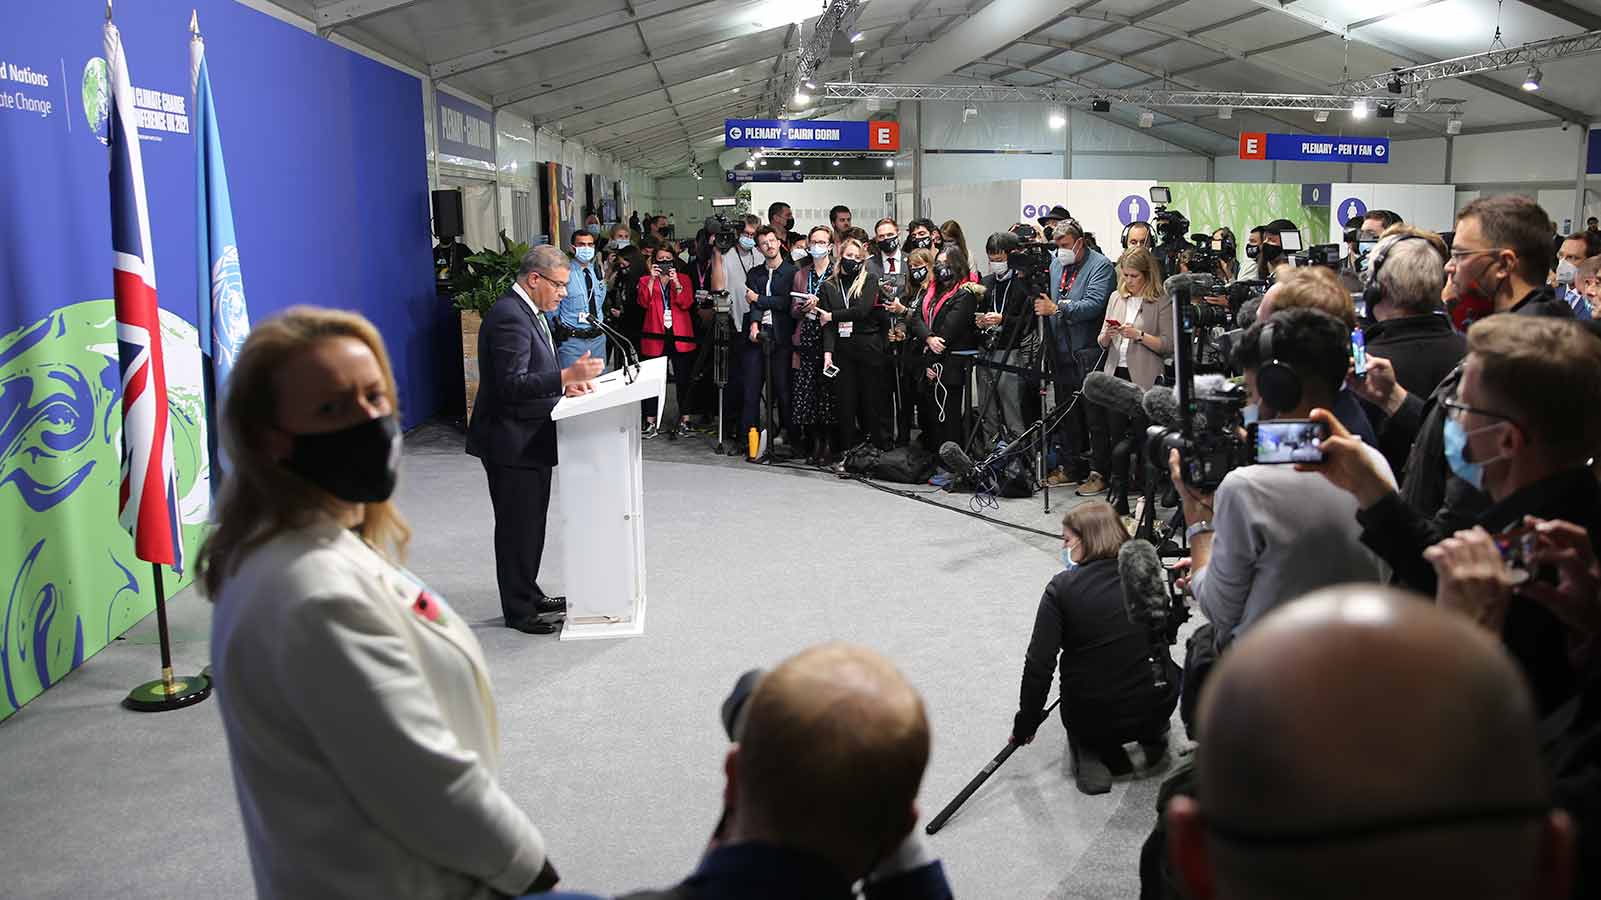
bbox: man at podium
[468,245,603,635]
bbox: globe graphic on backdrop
[82,58,110,145]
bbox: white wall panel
[747,180,896,233]
[923,153,1064,187]
[1071,155,1210,182]
[922,180,1024,249]
[1369,138,1448,184]
[1451,127,1579,184]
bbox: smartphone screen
[1351,328,1369,378]
[1252,419,1329,464]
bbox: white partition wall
[921,179,1027,247]
[748,179,895,231]
[1323,184,1458,245]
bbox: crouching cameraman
[1013,501,1180,795]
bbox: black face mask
[281,414,401,503]
[878,237,899,254]
[839,258,863,278]
[1245,244,1260,260]
[910,266,929,282]
[911,236,933,250]
[935,264,955,283]
[1259,243,1283,262]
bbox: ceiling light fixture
[793,158,801,166]
[1446,115,1463,134]
[1394,111,1409,124]
[1376,103,1395,119]
[1314,110,1331,123]
[831,159,840,166]
[1352,98,1369,119]
[794,90,810,104]
[804,78,817,90]
[849,31,863,42]
[1522,65,1542,91]
[1091,98,1110,113]
[1218,106,1232,120]
[962,105,978,122]
[732,86,740,93]
[885,158,894,168]
[1048,109,1066,129]
[1138,111,1155,128]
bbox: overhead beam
[432,0,720,81]
[984,0,1194,82]
[536,70,780,126]
[1240,0,1591,123]
[314,0,425,32]
[1526,0,1601,31]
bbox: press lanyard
[925,283,962,326]
[1058,264,1079,296]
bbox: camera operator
[1345,195,1575,539]
[1035,219,1116,486]
[1210,227,1239,283]
[1338,214,1367,293]
[1084,248,1173,510]
[1301,314,1601,714]
[604,243,647,370]
[1037,204,1072,240]
[1169,308,1393,656]
[973,231,1038,448]
[1013,501,1180,796]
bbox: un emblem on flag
[211,245,248,368]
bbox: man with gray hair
[1166,584,1574,900]
[1361,227,1466,402]
[467,244,603,635]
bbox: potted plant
[451,232,529,421]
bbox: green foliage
[451,231,530,316]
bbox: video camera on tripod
[1144,274,1252,491]
[1005,222,1054,300]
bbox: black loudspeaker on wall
[432,188,464,240]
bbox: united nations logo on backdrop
[82,58,110,145]
[212,246,249,367]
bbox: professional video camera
[1006,222,1055,300]
[1295,243,1341,269]
[1145,274,1252,491]
[1147,187,1192,275]
[706,214,737,253]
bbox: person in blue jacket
[1035,218,1116,487]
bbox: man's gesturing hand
[561,351,604,386]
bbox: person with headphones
[1359,227,1466,406]
[1122,221,1155,254]
[1167,307,1393,657]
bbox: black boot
[1108,478,1131,517]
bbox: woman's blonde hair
[1062,500,1130,563]
[197,306,411,598]
[834,236,869,300]
[1117,247,1164,301]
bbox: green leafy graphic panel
[1168,183,1327,273]
[1,300,209,720]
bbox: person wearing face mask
[744,226,800,457]
[1254,220,1297,281]
[638,248,697,440]
[1038,218,1116,486]
[972,231,1038,449]
[1554,231,1598,321]
[1011,501,1180,795]
[1579,254,1601,319]
[817,236,889,459]
[468,245,603,635]
[604,223,632,270]
[903,218,940,255]
[1338,214,1368,293]
[791,226,840,465]
[1210,227,1238,283]
[604,244,648,372]
[1303,314,1601,715]
[584,211,603,239]
[789,232,811,265]
[717,214,763,448]
[767,201,793,241]
[1235,226,1265,284]
[866,216,905,279]
[908,247,980,464]
[887,248,936,445]
[1346,195,1575,536]
[549,229,610,373]
[203,307,562,899]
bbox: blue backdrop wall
[0,0,441,718]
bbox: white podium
[550,356,665,641]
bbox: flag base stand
[121,563,211,712]
[124,668,211,712]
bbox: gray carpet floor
[0,422,1186,899]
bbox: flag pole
[123,564,210,711]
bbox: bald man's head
[726,642,930,879]
[1168,586,1571,900]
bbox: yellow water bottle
[748,427,759,460]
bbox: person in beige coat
[199,307,557,899]
[1079,247,1175,509]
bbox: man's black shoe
[505,616,559,635]
[534,595,567,621]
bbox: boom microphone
[1117,538,1173,690]
[939,441,978,481]
[1082,371,1147,418]
[1141,385,1183,430]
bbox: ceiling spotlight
[1314,110,1331,123]
[1522,65,1542,91]
[1138,111,1155,128]
[732,86,740,93]
[831,159,840,166]
[962,105,978,122]
[1218,106,1232,120]
[759,158,767,166]
[1394,111,1409,124]
[794,90,810,104]
[1376,103,1395,119]
[1446,115,1463,135]
[1387,73,1404,94]
[697,195,705,201]
[1091,98,1110,113]
[849,31,863,42]
[1352,98,1369,119]
[1048,110,1066,129]
[804,78,817,90]
[885,158,894,168]
[793,158,801,166]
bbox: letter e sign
[868,120,901,151]
[1239,132,1267,160]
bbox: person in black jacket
[742,226,798,456]
[1013,501,1180,795]
[886,247,935,445]
[973,231,1039,451]
[467,245,603,634]
[818,235,889,460]
[907,247,979,459]
[1304,315,1601,717]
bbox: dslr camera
[1005,224,1055,300]
[1146,275,1253,490]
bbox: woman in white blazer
[199,307,557,898]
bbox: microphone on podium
[594,319,640,383]
[1082,371,1148,419]
[1117,538,1173,690]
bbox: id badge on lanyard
[661,281,674,332]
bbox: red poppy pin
[413,590,446,626]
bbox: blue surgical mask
[1443,417,1506,491]
[809,244,832,259]
[1242,404,1259,426]
[575,246,595,263]
[1060,547,1079,571]
[612,237,631,249]
[586,223,601,235]
[738,235,756,250]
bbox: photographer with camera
[1012,501,1181,795]
[972,231,1039,448]
[1169,308,1393,657]
[638,245,697,440]
[1036,219,1116,486]
[1302,314,1601,714]
[1085,248,1173,510]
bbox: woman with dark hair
[907,245,980,468]
[885,247,936,445]
[1012,501,1180,795]
[1211,226,1238,282]
[606,244,648,370]
[904,218,940,254]
[940,219,972,268]
[817,236,888,459]
[790,225,839,464]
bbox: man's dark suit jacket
[466,292,564,469]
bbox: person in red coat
[637,245,697,439]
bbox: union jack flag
[106,20,183,572]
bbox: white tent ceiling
[267,0,1601,174]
